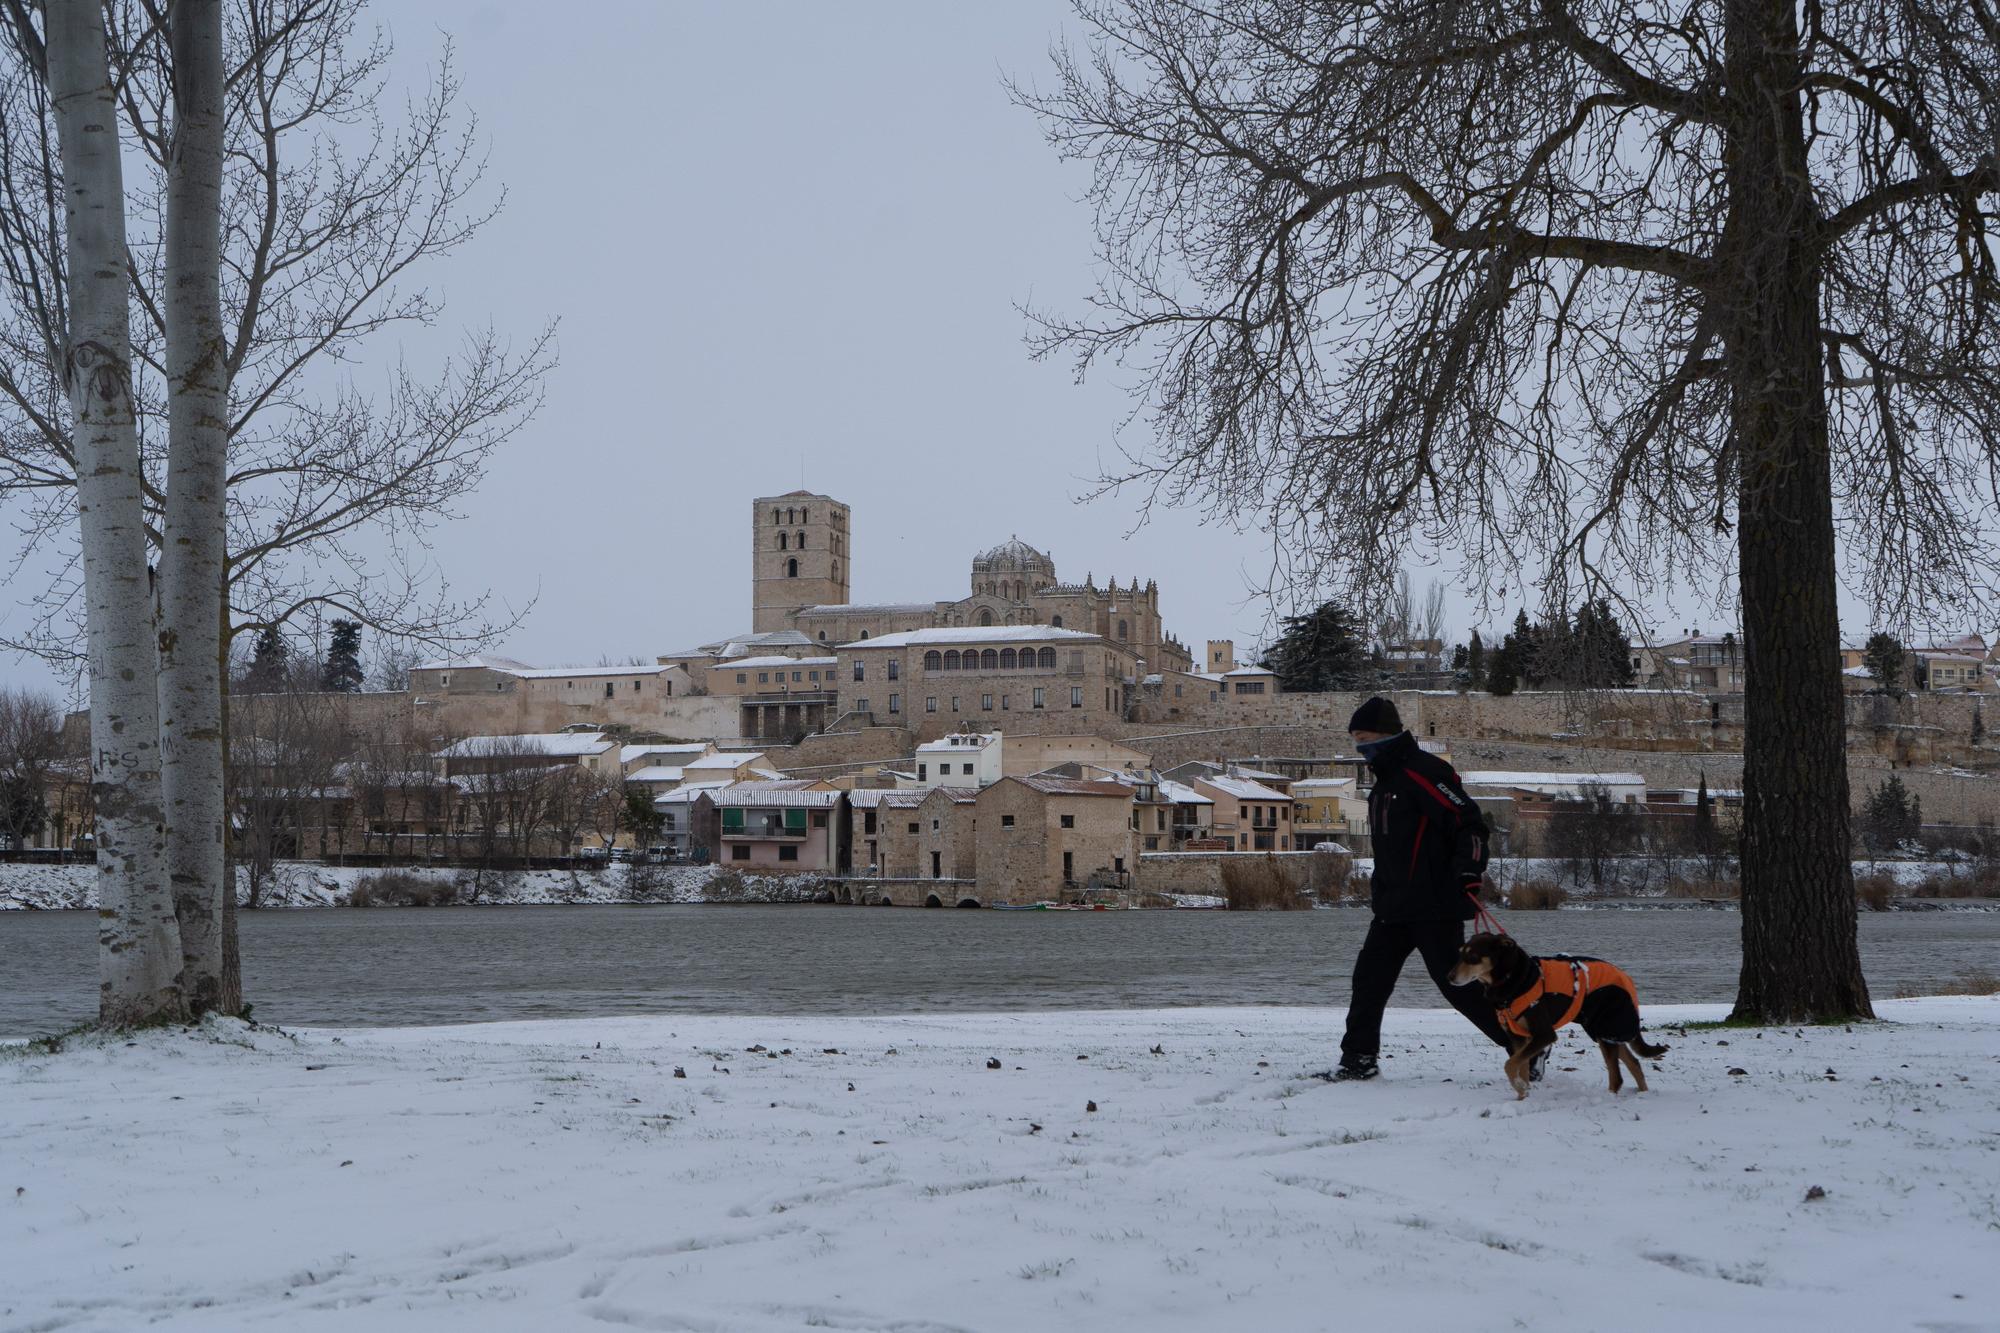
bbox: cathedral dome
[971,537,1054,575]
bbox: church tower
[752,492,850,633]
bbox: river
[3,905,1994,1037]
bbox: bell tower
[752,492,850,633]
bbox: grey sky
[0,1,1938,696]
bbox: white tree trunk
[46,0,185,1025]
[158,0,231,1014]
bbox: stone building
[971,776,1137,903]
[752,490,1194,674]
[836,625,1132,737]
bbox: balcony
[719,812,810,839]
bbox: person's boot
[1528,1049,1549,1084]
[1312,1056,1379,1083]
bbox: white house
[909,732,1004,790]
[1458,771,1648,804]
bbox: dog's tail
[1630,1034,1669,1059]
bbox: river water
[3,906,1995,1037]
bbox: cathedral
[751,491,1194,674]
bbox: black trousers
[1340,917,1512,1059]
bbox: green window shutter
[721,807,744,832]
[784,807,807,831]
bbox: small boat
[991,902,1046,911]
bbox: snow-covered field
[4,1000,1995,1331]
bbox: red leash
[1468,890,1507,937]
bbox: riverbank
[4,1000,1994,1331]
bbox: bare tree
[226,673,344,906]
[157,0,230,1014]
[22,0,184,1024]
[1018,0,2000,1021]
[0,0,550,666]
[0,684,62,850]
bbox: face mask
[1357,735,1395,760]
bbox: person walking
[1328,697,1514,1081]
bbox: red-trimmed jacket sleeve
[1406,761,1491,889]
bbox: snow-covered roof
[686,751,765,771]
[507,664,667,680]
[846,787,929,808]
[711,655,838,670]
[413,654,532,673]
[625,766,685,784]
[1460,770,1647,790]
[1918,652,1984,665]
[1157,779,1213,806]
[839,625,1103,650]
[1222,664,1277,677]
[1291,777,1358,794]
[713,782,843,809]
[748,767,788,781]
[916,732,1000,753]
[436,732,610,759]
[620,743,709,766]
[653,781,732,806]
[1197,774,1291,802]
[1011,775,1134,798]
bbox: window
[1118,619,1128,639]
[779,532,788,550]
[1240,806,1248,820]
[736,673,747,684]
[887,660,900,681]
[440,674,449,687]
[1039,648,1057,668]
[796,531,806,548]
[857,697,869,713]
[931,819,940,831]
[864,810,878,834]
[918,763,929,780]
[1001,695,1010,710]
[924,651,942,671]
[981,649,998,670]
[604,682,614,699]
[778,845,799,862]
[908,822,920,835]
[1033,687,1045,709]
[1071,686,1084,708]
[1061,814,1075,829]
[787,558,798,578]
[1114,856,1125,873]
[1051,615,1063,628]
[853,662,865,682]
[801,508,809,523]
[951,697,961,712]
[758,672,770,684]
[926,696,937,713]
[773,508,781,524]
[1001,814,1016,828]
[809,670,819,682]
[732,845,750,861]
[1235,680,1266,695]
[943,650,960,671]
[1000,648,1016,669]
[981,694,994,711]
[888,694,900,714]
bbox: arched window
[818,631,827,641]
[1050,615,1063,628]
[859,630,869,640]
[772,508,781,524]
[999,649,1016,669]
[801,508,809,523]
[1014,581,1024,601]
[924,651,943,671]
[778,532,788,550]
[980,649,998,670]
[978,608,994,626]
[944,651,960,671]
[1118,619,1129,639]
[796,531,807,548]
[1038,647,1057,669]
[832,561,840,580]
[787,558,798,578]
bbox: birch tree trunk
[46,0,184,1025]
[157,0,230,1015]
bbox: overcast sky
[0,1,1930,697]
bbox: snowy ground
[4,1001,1995,1332]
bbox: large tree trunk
[158,0,231,1015]
[1723,0,1872,1022]
[46,0,185,1025]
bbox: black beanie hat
[1349,696,1401,734]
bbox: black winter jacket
[1364,731,1490,922]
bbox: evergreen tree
[1974,705,1986,746]
[322,620,364,693]
[1863,632,1906,697]
[245,625,289,693]
[1860,775,1921,851]
[1487,616,1523,696]
[1464,630,1487,690]
[1261,601,1373,692]
[1508,609,1539,688]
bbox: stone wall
[1135,850,1329,895]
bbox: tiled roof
[714,782,843,808]
[436,732,610,758]
[846,787,929,808]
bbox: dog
[1449,932,1669,1099]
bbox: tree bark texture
[1722,0,1872,1022]
[158,0,230,1015]
[46,0,184,1025]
